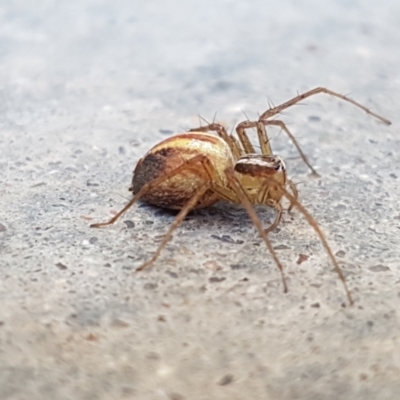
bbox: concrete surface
[1,1,399,399]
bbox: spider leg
[263,199,283,233]
[256,121,273,156]
[259,87,391,124]
[135,183,211,272]
[287,179,299,212]
[262,176,354,305]
[235,120,257,154]
[255,179,284,233]
[235,119,276,156]
[261,119,319,176]
[223,166,288,294]
[90,154,213,228]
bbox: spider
[91,87,391,305]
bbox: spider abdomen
[130,132,235,209]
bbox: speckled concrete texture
[1,1,399,399]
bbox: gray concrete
[0,1,399,399]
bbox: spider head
[234,155,287,204]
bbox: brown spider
[91,87,391,305]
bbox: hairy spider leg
[260,119,319,176]
[135,154,222,272]
[235,120,273,156]
[135,183,211,272]
[235,120,257,154]
[90,154,214,228]
[259,175,354,305]
[223,166,288,293]
[236,88,390,175]
[250,176,283,233]
[259,87,391,125]
[262,199,283,234]
[287,179,299,212]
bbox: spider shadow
[137,200,283,237]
